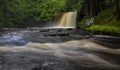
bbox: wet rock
[91,35,120,49]
[32,67,42,70]
[45,33,70,37]
[0,55,5,65]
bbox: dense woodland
[83,0,120,18]
[0,0,120,35]
[82,0,120,35]
[0,0,82,27]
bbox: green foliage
[87,25,120,35]
[77,18,86,28]
[76,0,120,35]
[83,7,120,35]
[25,0,67,21]
[65,0,84,11]
[0,0,84,27]
[94,7,120,26]
[0,0,67,27]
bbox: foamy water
[0,29,120,70]
[0,39,120,69]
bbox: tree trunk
[90,0,94,17]
[114,0,120,20]
[99,0,103,11]
[85,0,90,17]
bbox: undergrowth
[87,25,120,35]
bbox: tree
[0,0,67,27]
[84,0,106,18]
[65,0,83,11]
[114,0,120,20]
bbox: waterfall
[54,11,77,28]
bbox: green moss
[87,25,120,35]
[77,18,86,28]
[94,7,120,27]
[82,7,120,35]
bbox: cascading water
[53,11,77,28]
[33,11,77,29]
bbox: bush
[94,7,120,26]
[87,25,120,35]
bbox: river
[0,28,120,70]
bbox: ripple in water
[0,32,30,46]
[0,40,120,70]
[0,30,120,70]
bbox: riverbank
[86,25,120,36]
[78,7,120,36]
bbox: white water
[54,11,77,28]
[0,39,120,69]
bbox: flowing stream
[0,29,120,70]
[0,11,120,70]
